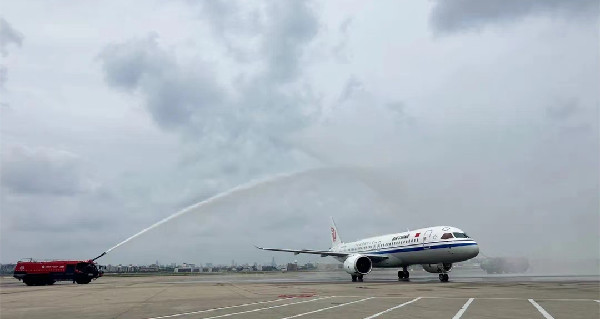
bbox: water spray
[91,168,328,261]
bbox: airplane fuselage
[332,226,479,267]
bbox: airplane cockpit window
[453,232,469,238]
[441,233,454,239]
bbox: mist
[1,1,597,276]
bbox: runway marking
[541,298,600,302]
[363,297,422,318]
[334,296,598,301]
[278,297,374,319]
[188,296,332,319]
[529,299,555,319]
[595,300,600,303]
[451,298,474,319]
[145,297,330,319]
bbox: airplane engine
[422,263,453,273]
[343,254,372,275]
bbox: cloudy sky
[1,0,598,267]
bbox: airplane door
[422,230,433,249]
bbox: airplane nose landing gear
[398,267,410,281]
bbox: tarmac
[1,269,598,319]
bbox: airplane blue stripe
[369,242,478,255]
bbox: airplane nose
[471,243,480,258]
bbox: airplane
[256,217,479,282]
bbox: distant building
[286,263,298,271]
[174,267,190,273]
[174,265,201,273]
[261,266,277,271]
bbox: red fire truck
[13,259,103,286]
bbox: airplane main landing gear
[439,274,449,282]
[398,267,409,281]
[351,275,364,282]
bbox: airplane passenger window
[441,233,453,239]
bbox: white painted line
[145,297,329,319]
[333,296,598,302]
[196,296,332,319]
[595,300,600,303]
[541,299,600,302]
[279,297,374,319]
[529,299,555,319]
[363,297,422,319]
[452,298,474,319]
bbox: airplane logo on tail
[331,227,337,242]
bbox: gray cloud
[337,76,362,103]
[100,35,225,130]
[546,98,580,121]
[0,18,23,92]
[199,0,318,83]
[198,0,262,61]
[0,65,7,91]
[0,17,23,57]
[430,0,599,34]
[332,17,352,62]
[261,1,318,83]
[99,0,320,179]
[99,34,165,91]
[199,0,254,37]
[1,145,97,196]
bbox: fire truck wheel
[76,277,91,284]
[23,278,34,286]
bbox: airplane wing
[255,246,389,262]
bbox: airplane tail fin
[330,217,342,248]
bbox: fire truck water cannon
[13,252,107,286]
